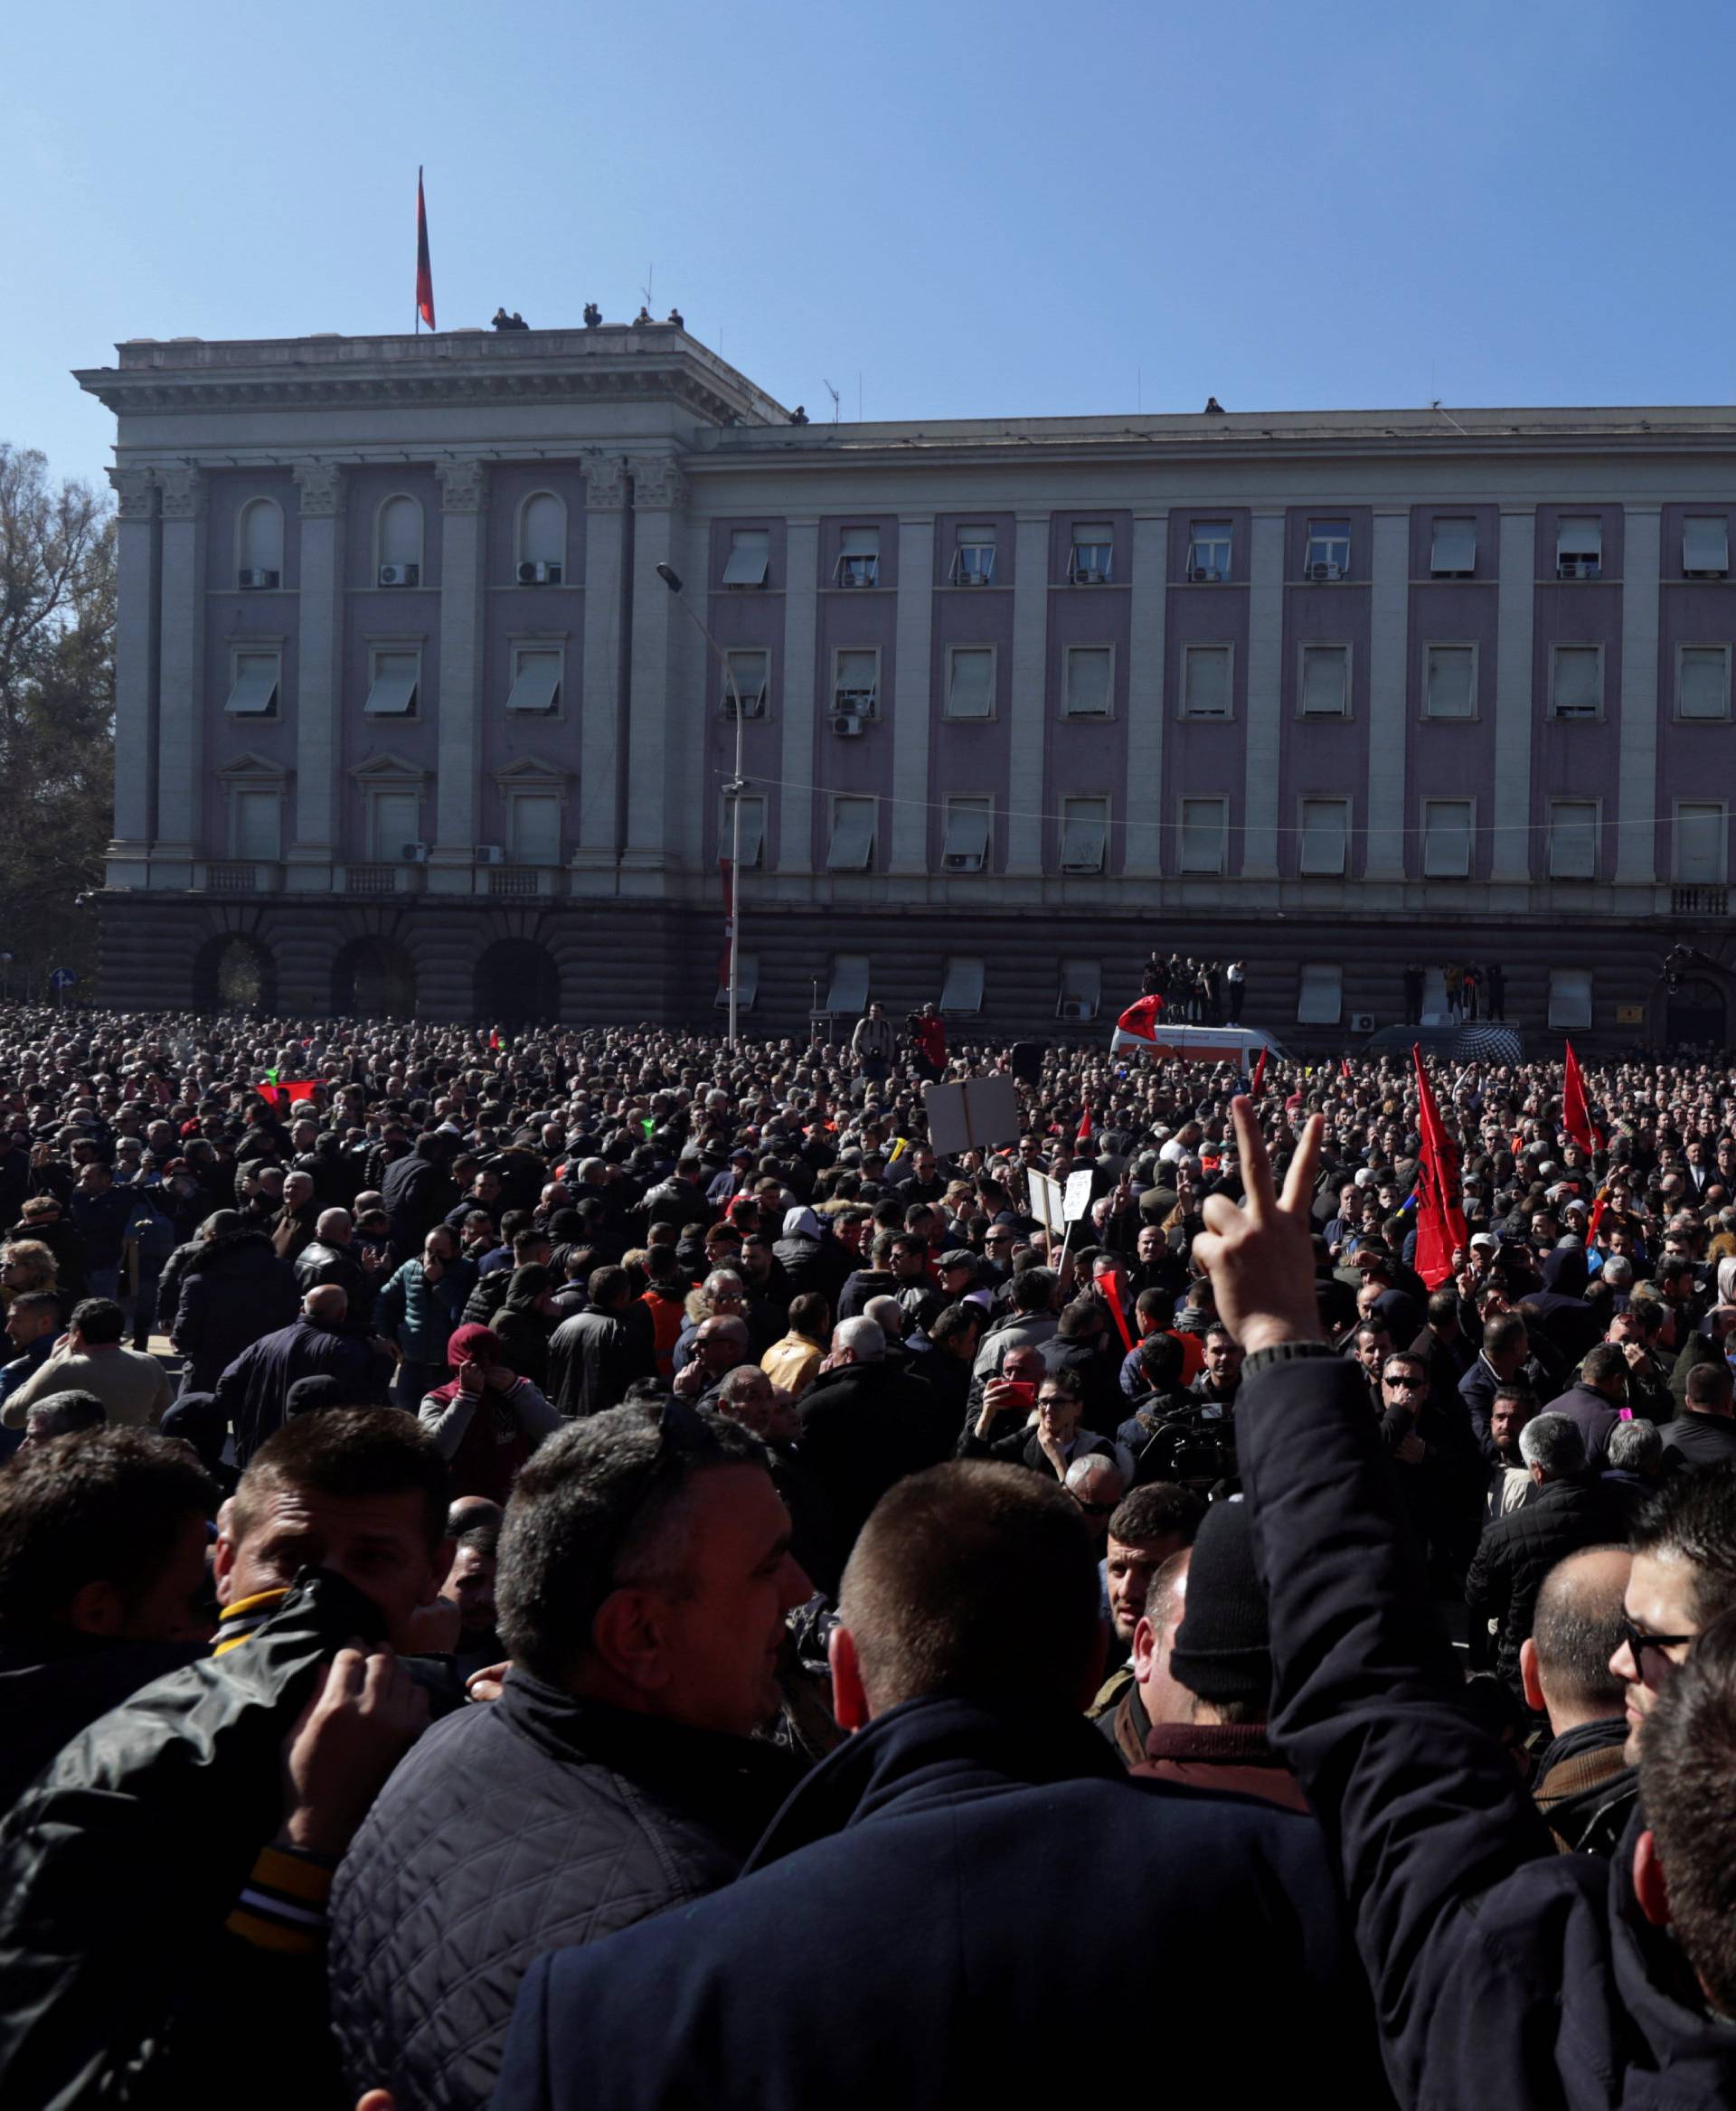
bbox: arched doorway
[193,932,277,1013]
[333,938,417,1018]
[1665,977,1728,1051]
[474,938,559,1028]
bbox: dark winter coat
[171,1230,299,1393]
[214,1315,392,1465]
[1657,1409,1736,1471]
[1542,1380,1626,1468]
[547,1301,656,1418]
[293,1236,378,1334]
[381,1149,458,1255]
[327,1675,805,2111]
[797,1359,946,1579]
[0,1634,203,1812]
[491,1696,1382,2111]
[1466,1475,1623,1686]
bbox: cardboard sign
[922,1075,1020,1156]
[1029,1171,1065,1239]
[1063,1169,1095,1222]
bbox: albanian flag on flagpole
[1411,1044,1468,1289]
[1248,1046,1269,1101]
[1115,994,1165,1040]
[416,167,436,330]
[1561,1041,1604,1157]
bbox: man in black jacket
[1658,1361,1736,1471]
[797,1315,944,1579]
[546,1266,656,1417]
[295,1207,382,1337]
[1193,1098,1736,2106]
[328,1404,810,2111]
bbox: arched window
[237,497,284,587]
[517,491,565,582]
[377,495,423,584]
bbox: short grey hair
[1065,1454,1125,1499]
[703,1270,746,1301]
[1519,1412,1586,1480]
[862,1295,905,1341]
[834,1315,885,1361]
[1599,1256,1635,1291]
[1606,1418,1663,1475]
[717,1364,771,1404]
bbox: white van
[1109,1022,1290,1067]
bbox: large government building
[77,320,1736,1048]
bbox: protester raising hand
[1190,1098,1326,1356]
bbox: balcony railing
[487,868,539,899]
[208,863,257,893]
[1672,884,1729,918]
[348,864,399,895]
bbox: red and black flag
[415,168,436,330]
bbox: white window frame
[1547,968,1594,1032]
[722,527,770,589]
[939,957,986,1017]
[1297,641,1352,719]
[826,795,877,872]
[1420,797,1475,879]
[1304,518,1351,579]
[834,526,881,589]
[1674,801,1728,885]
[1068,523,1114,585]
[1550,643,1604,721]
[1429,517,1477,577]
[1423,642,1477,721]
[1556,515,1603,578]
[1056,959,1102,1021]
[1178,796,1227,876]
[722,646,771,720]
[1186,520,1232,580]
[1676,643,1731,722]
[366,786,424,862]
[1296,964,1344,1026]
[1180,642,1233,719]
[364,639,422,718]
[832,646,881,720]
[1059,795,1110,874]
[1297,796,1350,877]
[505,639,564,716]
[1684,516,1731,578]
[719,790,767,869]
[515,490,566,581]
[236,496,284,587]
[1062,643,1115,720]
[941,796,993,872]
[225,642,282,718]
[230,785,283,862]
[506,791,564,867]
[374,495,424,583]
[1547,798,1599,881]
[951,525,997,586]
[944,645,996,721]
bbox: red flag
[258,1079,320,1112]
[1249,1047,1268,1101]
[1340,1058,1353,1082]
[1411,1045,1468,1289]
[1561,1041,1603,1156]
[1115,994,1165,1039]
[1099,1264,1137,1355]
[1587,1185,1610,1248]
[415,167,436,330]
[1076,1104,1094,1146]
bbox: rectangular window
[952,525,996,586]
[510,795,561,865]
[1429,518,1477,576]
[1556,516,1602,578]
[1548,968,1593,1032]
[1187,521,1232,580]
[1179,796,1227,874]
[232,789,280,862]
[371,791,421,861]
[941,797,991,872]
[1064,646,1113,718]
[225,649,280,717]
[834,647,880,715]
[364,647,420,717]
[722,528,769,588]
[1297,796,1349,876]
[1421,798,1473,878]
[714,954,760,1011]
[826,796,876,871]
[825,954,871,1014]
[721,792,766,868]
[939,957,986,1015]
[723,647,769,717]
[1057,959,1102,1021]
[1182,643,1231,718]
[945,646,995,720]
[1297,963,1344,1025]
[1684,517,1730,577]
[1304,518,1351,578]
[1678,645,1730,721]
[1424,644,1476,719]
[505,646,561,714]
[1059,796,1109,872]
[1551,645,1602,719]
[1548,799,1599,880]
[1069,523,1114,584]
[1675,803,1726,883]
[835,526,880,588]
[1299,644,1351,717]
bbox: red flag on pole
[1076,1104,1094,1146]
[1340,1058,1353,1082]
[1249,1046,1269,1101]
[1411,1044,1468,1289]
[1114,994,1165,1040]
[1099,1264,1137,1355]
[1586,1184,1611,1248]
[1561,1041,1603,1156]
[415,167,436,330]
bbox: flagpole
[415,165,421,334]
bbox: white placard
[1029,1171,1064,1239]
[1063,1169,1096,1222]
[922,1075,1022,1156]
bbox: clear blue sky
[8,0,1735,495]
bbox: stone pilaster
[622,456,689,889]
[573,453,627,871]
[153,465,205,881]
[1240,510,1286,877]
[107,467,158,876]
[888,517,935,874]
[288,462,344,881]
[430,457,490,885]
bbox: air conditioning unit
[475,844,507,865]
[237,569,279,589]
[1557,558,1600,580]
[957,566,988,587]
[517,561,562,584]
[400,842,431,863]
[830,711,863,738]
[1058,997,1094,1021]
[1308,561,1344,581]
[943,851,985,872]
[835,689,878,719]
[1349,1012,1376,1034]
[1073,566,1106,586]
[838,564,875,588]
[378,563,420,588]
[1186,564,1223,582]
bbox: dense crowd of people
[1,999,1735,2104]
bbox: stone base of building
[91,888,1736,1053]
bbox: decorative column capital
[628,455,686,511]
[157,465,204,521]
[292,461,345,516]
[107,466,157,520]
[435,457,491,513]
[582,452,629,511]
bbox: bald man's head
[303,1285,348,1326]
[315,1209,353,1244]
[1521,1544,1632,1735]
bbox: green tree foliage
[0,445,113,989]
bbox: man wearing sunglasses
[1610,1463,1736,1767]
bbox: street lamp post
[656,561,746,1049]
